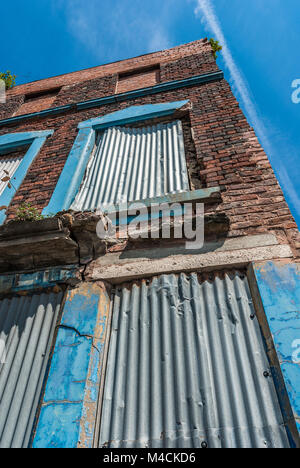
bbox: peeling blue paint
[77,100,189,130]
[33,403,82,449]
[61,290,99,336]
[77,287,110,449]
[33,283,110,448]
[43,127,95,215]
[0,130,54,224]
[254,261,300,434]
[0,266,77,294]
[0,130,54,152]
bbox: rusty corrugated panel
[98,272,289,448]
[0,291,63,448]
[0,154,23,196]
[71,120,189,212]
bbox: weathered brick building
[0,39,299,448]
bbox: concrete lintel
[85,235,293,283]
[96,234,279,265]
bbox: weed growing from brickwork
[209,38,222,59]
[0,170,51,221]
[0,71,16,89]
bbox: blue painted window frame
[0,130,54,224]
[43,101,189,216]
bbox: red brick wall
[14,94,58,116]
[0,39,298,256]
[6,39,212,98]
[1,39,216,120]
[116,67,160,94]
[53,75,117,106]
[160,52,218,81]
[0,95,23,120]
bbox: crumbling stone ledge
[0,209,275,275]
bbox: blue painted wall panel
[33,283,110,448]
[42,330,91,403]
[33,404,83,449]
[254,261,300,433]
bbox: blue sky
[0,0,299,226]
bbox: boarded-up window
[0,148,27,196]
[71,120,190,212]
[0,290,63,448]
[116,66,160,94]
[97,271,290,448]
[15,88,60,116]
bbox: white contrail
[195,0,268,144]
[195,0,300,217]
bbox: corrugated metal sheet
[0,154,23,196]
[71,120,190,212]
[98,271,289,448]
[0,291,63,448]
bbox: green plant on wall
[0,170,48,221]
[0,71,16,89]
[209,38,222,59]
[15,203,44,221]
